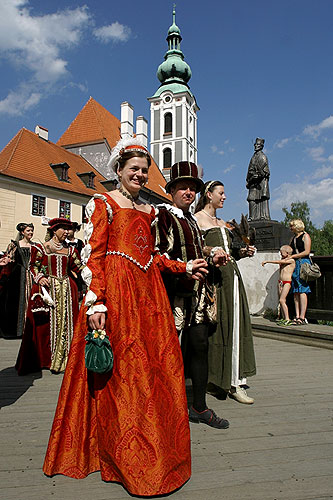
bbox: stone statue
[246,138,271,221]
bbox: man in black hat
[246,138,271,220]
[156,161,230,429]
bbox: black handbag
[85,329,114,374]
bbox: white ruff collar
[157,203,197,222]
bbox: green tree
[311,220,333,255]
[281,201,316,233]
[281,201,333,255]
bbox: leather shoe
[229,386,254,404]
[189,406,229,429]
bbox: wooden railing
[307,256,333,321]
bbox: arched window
[163,148,172,169]
[164,113,172,134]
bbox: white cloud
[312,165,333,179]
[271,178,333,223]
[274,137,291,149]
[303,115,333,138]
[93,22,131,43]
[0,1,90,83]
[223,164,236,174]
[0,0,91,115]
[211,144,225,155]
[307,146,325,162]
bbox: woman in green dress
[195,181,256,404]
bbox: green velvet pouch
[85,330,114,374]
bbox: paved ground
[1,336,333,500]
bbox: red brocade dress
[15,244,81,375]
[43,194,191,496]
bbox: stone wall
[237,250,281,315]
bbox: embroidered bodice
[106,199,155,270]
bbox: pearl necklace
[203,209,217,220]
[119,186,139,209]
[49,238,63,252]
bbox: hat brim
[165,176,204,194]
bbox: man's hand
[191,258,208,281]
[88,312,106,330]
[212,249,229,267]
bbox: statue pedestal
[237,221,293,315]
[249,220,292,251]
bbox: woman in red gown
[43,139,207,496]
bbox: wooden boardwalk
[0,336,332,500]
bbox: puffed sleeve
[81,195,112,315]
[154,207,174,256]
[29,244,45,283]
[152,209,190,275]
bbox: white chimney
[136,116,148,148]
[35,125,49,141]
[120,102,134,139]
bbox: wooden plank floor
[1,336,332,500]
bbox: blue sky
[0,0,333,226]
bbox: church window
[164,113,172,134]
[163,148,172,169]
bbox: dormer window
[77,172,96,189]
[50,162,70,182]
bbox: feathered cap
[107,136,150,172]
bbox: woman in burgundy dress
[16,218,82,375]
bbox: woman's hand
[39,277,49,287]
[240,245,256,258]
[261,261,266,267]
[0,255,11,266]
[191,258,208,281]
[88,312,106,330]
[212,249,229,267]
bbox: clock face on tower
[164,95,172,103]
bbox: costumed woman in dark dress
[43,138,207,496]
[289,218,312,325]
[0,223,34,338]
[16,218,82,375]
[195,181,256,404]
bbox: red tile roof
[0,128,108,196]
[57,96,121,149]
[57,96,171,201]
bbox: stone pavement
[0,336,333,500]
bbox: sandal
[292,318,301,325]
[298,318,308,325]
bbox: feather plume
[107,136,148,172]
[226,214,255,245]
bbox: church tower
[148,7,199,181]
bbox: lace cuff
[186,260,193,277]
[34,272,44,284]
[210,246,223,258]
[86,304,108,316]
